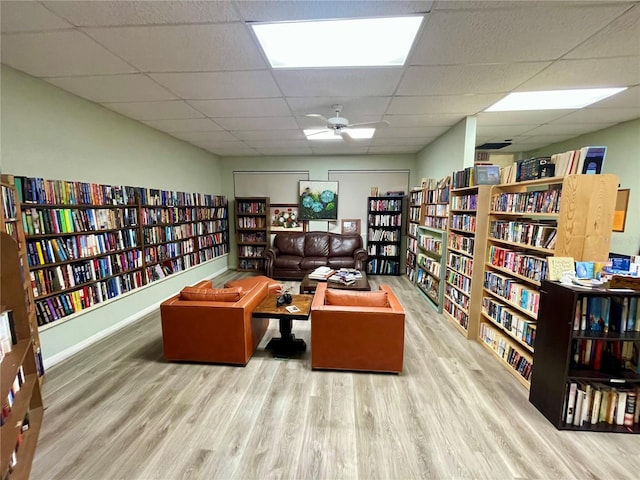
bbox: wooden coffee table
[299,271,371,294]
[252,294,313,358]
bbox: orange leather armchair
[310,283,405,373]
[160,280,269,365]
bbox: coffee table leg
[266,318,306,357]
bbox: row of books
[570,339,639,373]
[238,231,267,243]
[446,268,471,294]
[238,245,265,258]
[482,296,536,348]
[424,204,448,218]
[447,251,473,277]
[488,245,548,283]
[1,185,17,220]
[417,253,441,279]
[563,381,638,428]
[237,217,266,229]
[368,244,399,256]
[238,259,263,270]
[484,271,541,315]
[14,175,226,207]
[424,215,448,230]
[409,206,421,222]
[490,220,557,250]
[199,244,228,261]
[1,366,25,426]
[31,251,143,298]
[450,193,477,211]
[197,233,227,248]
[368,214,402,227]
[416,268,439,301]
[236,201,267,214]
[446,284,469,311]
[22,206,137,235]
[552,146,606,178]
[368,258,400,275]
[417,235,442,255]
[144,240,196,263]
[490,187,562,214]
[27,231,138,267]
[35,271,144,325]
[408,223,418,238]
[451,214,476,233]
[425,186,450,204]
[369,198,402,212]
[444,297,468,329]
[368,229,400,242]
[480,323,533,381]
[143,224,198,245]
[409,189,423,205]
[448,232,474,255]
[141,206,226,224]
[573,296,639,333]
[0,310,17,361]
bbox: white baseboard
[44,266,228,369]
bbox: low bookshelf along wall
[3,175,229,329]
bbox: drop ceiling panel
[171,131,238,142]
[387,94,502,115]
[500,142,551,152]
[257,147,313,156]
[273,69,404,97]
[310,144,370,155]
[565,4,640,59]
[382,114,461,128]
[245,140,310,149]
[589,85,640,109]
[549,108,640,125]
[144,118,223,133]
[103,101,205,120]
[410,5,628,65]
[43,1,240,26]
[297,115,382,129]
[476,125,540,138]
[1,30,137,77]
[235,1,433,22]
[1,1,73,33]
[46,74,177,102]
[368,145,424,154]
[477,110,575,126]
[369,137,432,146]
[150,71,281,99]
[84,24,266,72]
[521,123,617,136]
[285,97,391,117]
[231,130,306,141]
[517,57,640,90]
[373,126,450,139]
[513,134,594,145]
[213,117,299,131]
[398,63,550,95]
[199,142,260,156]
[188,98,291,117]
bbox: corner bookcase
[444,184,491,338]
[530,281,639,433]
[406,188,423,283]
[479,174,618,389]
[367,195,403,276]
[1,232,44,480]
[235,197,269,273]
[415,225,446,312]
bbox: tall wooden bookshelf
[444,183,491,338]
[9,175,228,328]
[367,195,403,275]
[1,232,44,480]
[235,197,269,273]
[479,174,618,389]
[406,187,423,283]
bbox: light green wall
[415,117,477,182]
[527,119,640,256]
[0,66,228,365]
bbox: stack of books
[308,266,335,280]
[328,268,363,285]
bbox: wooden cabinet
[444,184,491,337]
[479,174,618,389]
[530,281,639,433]
[235,197,269,272]
[1,232,44,479]
[366,196,403,275]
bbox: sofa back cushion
[274,233,305,257]
[329,233,362,257]
[304,232,330,257]
[180,286,244,302]
[325,289,389,307]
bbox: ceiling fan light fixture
[485,87,628,111]
[304,128,375,140]
[250,16,423,68]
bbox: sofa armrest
[352,248,368,271]
[264,247,279,278]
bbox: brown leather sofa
[160,279,270,365]
[264,231,367,280]
[310,283,405,373]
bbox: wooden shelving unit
[406,187,423,283]
[367,195,403,276]
[530,281,639,433]
[235,197,270,273]
[1,232,44,479]
[415,225,446,312]
[444,183,491,338]
[479,174,619,390]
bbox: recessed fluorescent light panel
[304,129,375,140]
[251,16,423,68]
[485,88,627,111]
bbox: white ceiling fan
[304,104,389,142]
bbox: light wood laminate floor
[33,272,640,480]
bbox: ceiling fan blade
[305,113,330,124]
[305,129,330,137]
[346,120,391,128]
[340,130,355,143]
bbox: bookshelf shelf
[530,281,640,433]
[480,173,618,392]
[235,197,269,273]
[367,195,404,276]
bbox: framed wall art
[341,219,361,235]
[270,204,306,232]
[298,180,338,220]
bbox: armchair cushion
[180,286,243,302]
[325,289,389,307]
